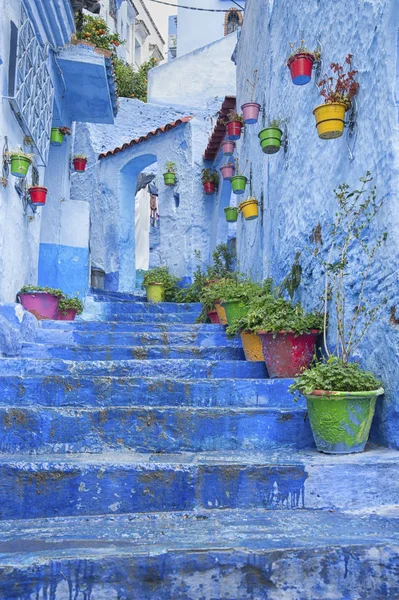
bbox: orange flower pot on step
[240,331,264,361]
[214,302,228,325]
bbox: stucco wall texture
[232,0,399,447]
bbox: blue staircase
[0,291,398,598]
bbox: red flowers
[317,54,359,109]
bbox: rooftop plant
[317,54,359,109]
[76,15,124,51]
[113,57,157,101]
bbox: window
[224,9,242,36]
[8,2,54,164]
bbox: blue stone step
[34,328,241,347]
[21,343,245,361]
[0,405,312,453]
[0,358,267,379]
[0,508,398,599]
[0,448,396,519]
[82,312,201,323]
[91,289,146,301]
[0,376,296,408]
[86,301,202,314]
[41,321,224,333]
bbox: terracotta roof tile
[98,117,192,159]
[203,96,236,161]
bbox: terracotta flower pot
[258,330,320,378]
[18,292,60,320]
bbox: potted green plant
[7,149,34,178]
[163,161,177,186]
[241,69,261,123]
[50,126,71,146]
[17,285,64,320]
[313,54,359,139]
[219,278,265,325]
[286,40,320,85]
[255,296,323,378]
[224,206,238,222]
[202,168,219,195]
[258,118,283,154]
[57,296,84,321]
[225,110,245,141]
[290,173,385,454]
[142,266,179,303]
[73,154,88,172]
[230,157,248,195]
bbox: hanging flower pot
[226,121,243,141]
[163,172,176,186]
[258,330,319,378]
[220,163,235,180]
[221,140,235,156]
[313,102,346,139]
[239,198,258,220]
[50,126,70,146]
[224,206,238,222]
[305,388,384,454]
[241,102,261,124]
[240,332,264,361]
[258,127,282,154]
[73,156,88,172]
[207,309,220,324]
[203,181,216,195]
[9,153,32,178]
[230,175,247,195]
[287,53,314,85]
[28,186,48,206]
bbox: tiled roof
[98,117,192,159]
[203,96,236,161]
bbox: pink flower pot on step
[18,292,60,320]
[241,102,261,124]
[57,309,77,321]
[220,164,235,180]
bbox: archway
[119,153,157,291]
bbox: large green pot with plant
[163,161,177,186]
[7,150,33,178]
[142,266,179,303]
[290,173,385,454]
[219,279,264,325]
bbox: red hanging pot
[73,158,87,172]
[29,186,48,206]
[287,53,314,85]
[226,121,243,141]
[203,182,216,195]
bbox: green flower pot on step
[10,155,32,178]
[224,207,238,222]
[230,175,247,195]
[258,127,282,154]
[220,299,249,325]
[305,388,384,454]
[146,283,165,303]
[50,128,65,146]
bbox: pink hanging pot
[241,102,261,124]
[221,140,235,156]
[220,164,235,180]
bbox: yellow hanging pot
[239,198,259,221]
[313,102,346,139]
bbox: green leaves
[289,356,382,395]
[142,267,179,302]
[58,296,84,315]
[113,57,157,101]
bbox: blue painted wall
[228,0,399,447]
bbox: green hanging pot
[224,206,238,222]
[10,155,32,178]
[258,127,282,154]
[230,175,247,195]
[50,128,65,146]
[163,172,176,186]
[305,388,384,454]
